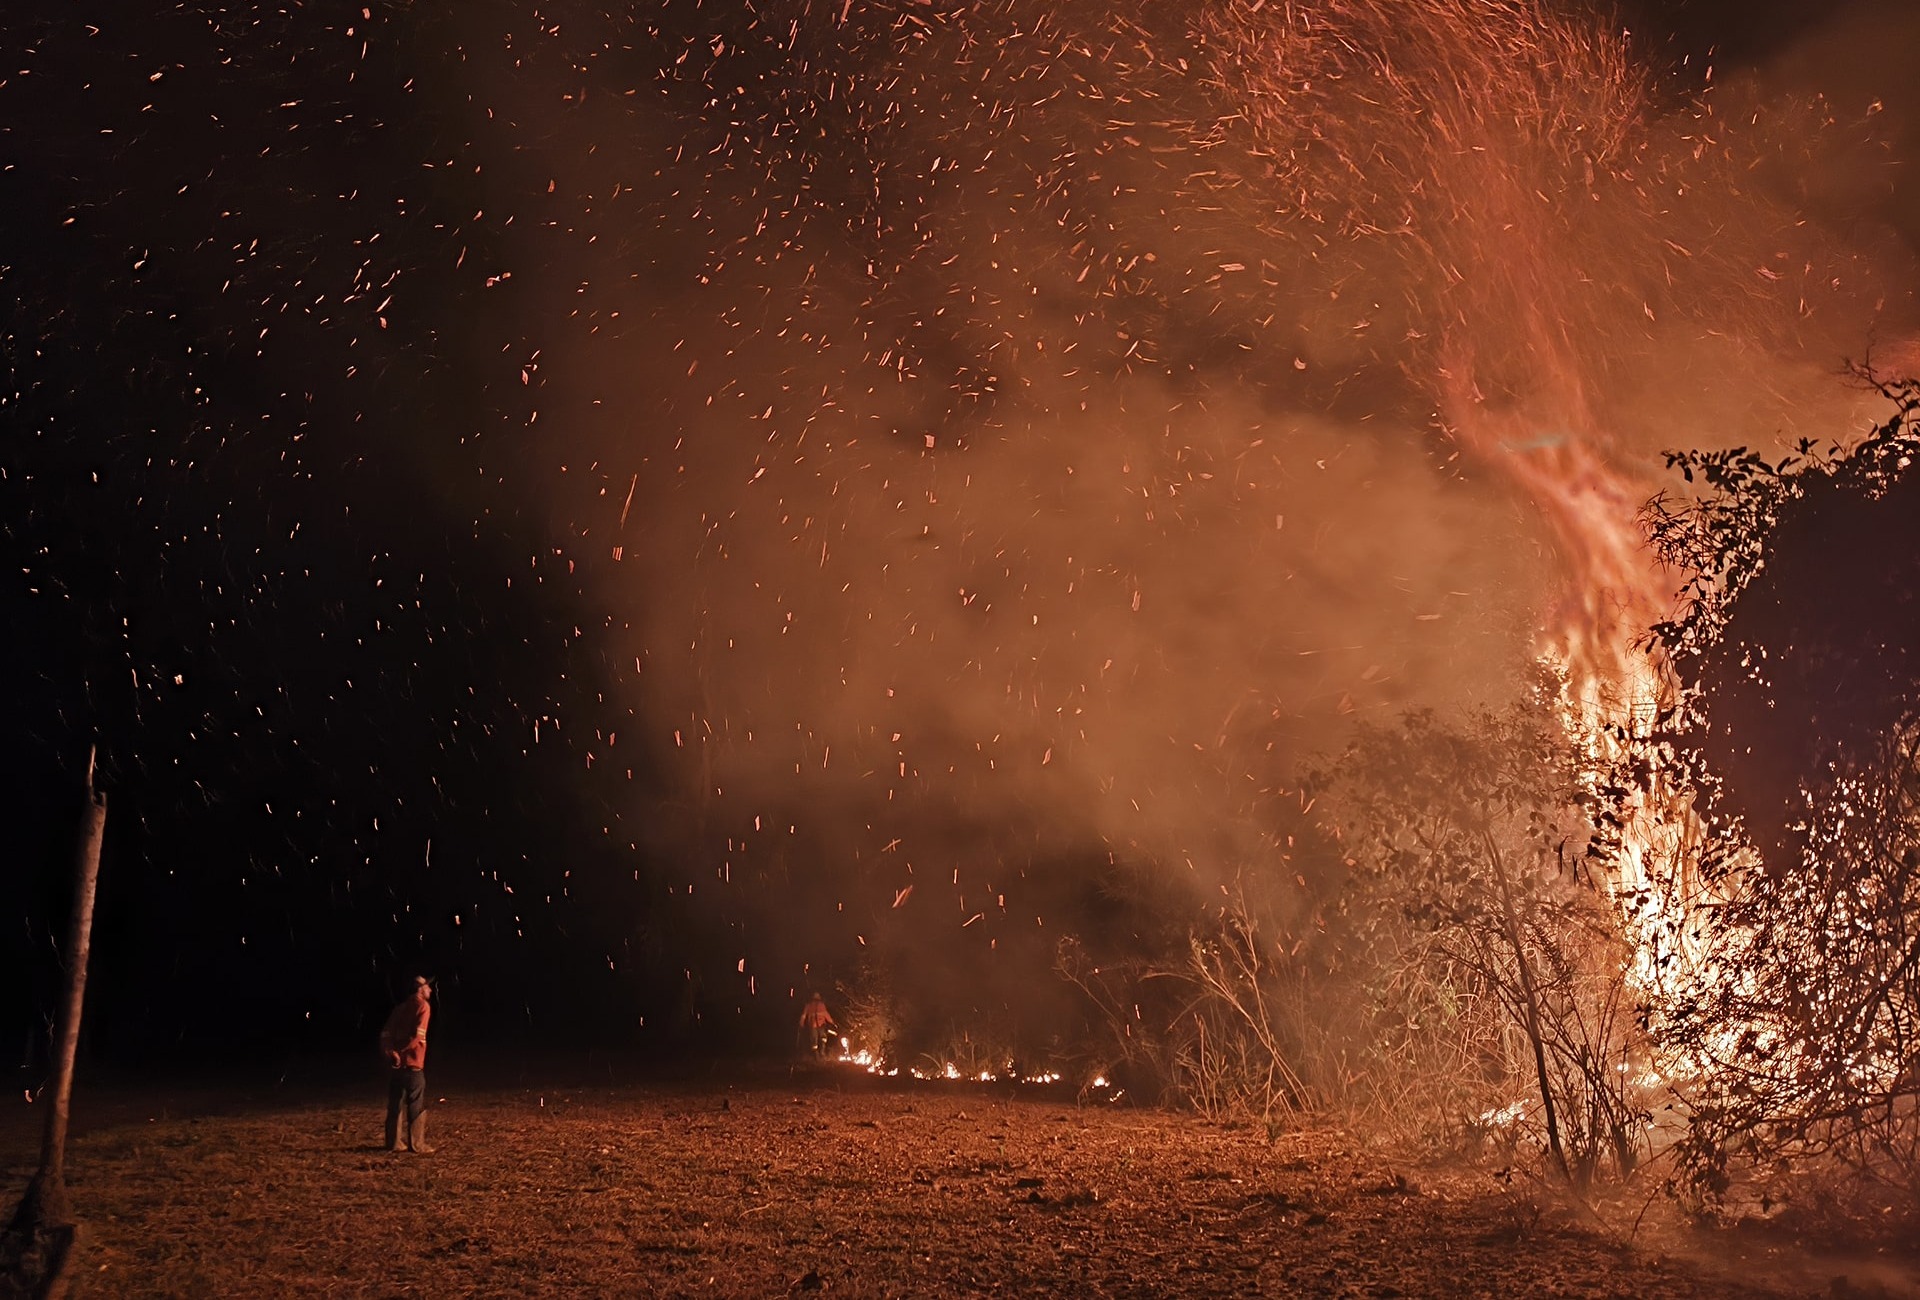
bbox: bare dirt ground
[2,1061,1911,1298]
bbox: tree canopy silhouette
[1638,375,1920,1221]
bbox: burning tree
[1634,375,1920,1220]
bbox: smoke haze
[2,0,1915,1056]
[538,0,1919,1035]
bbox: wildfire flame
[1215,0,1910,1110]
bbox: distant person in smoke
[380,974,435,1153]
[799,991,837,1059]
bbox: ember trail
[4,0,1919,1258]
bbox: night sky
[4,0,1915,1071]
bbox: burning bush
[1049,670,1654,1184]
[1633,376,1920,1228]
[1303,676,1651,1185]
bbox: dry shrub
[833,963,901,1067]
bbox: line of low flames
[833,1043,1114,1093]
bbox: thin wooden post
[40,757,108,1190]
[9,749,106,1248]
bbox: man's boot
[384,1113,405,1153]
[408,1112,434,1154]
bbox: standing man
[798,991,837,1059]
[380,975,435,1153]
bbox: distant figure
[798,991,838,1058]
[380,975,435,1153]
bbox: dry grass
[0,1063,1868,1298]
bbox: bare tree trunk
[9,751,107,1244]
[1482,829,1569,1183]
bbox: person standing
[798,991,837,1059]
[380,975,435,1153]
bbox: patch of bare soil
[0,1065,1901,1298]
